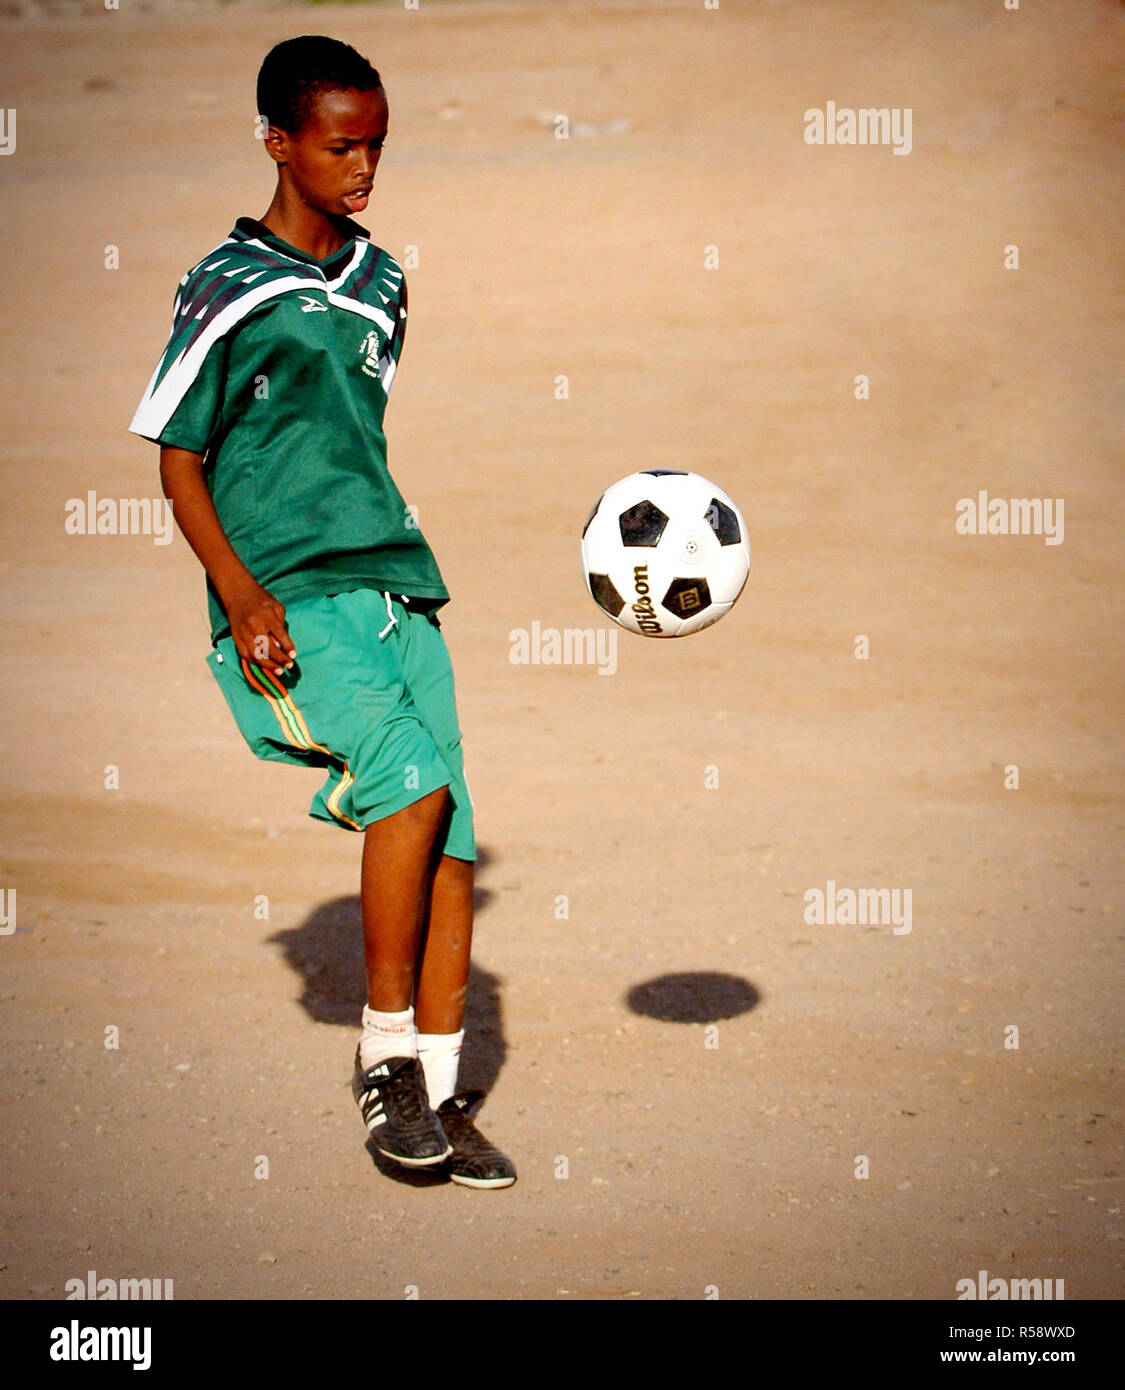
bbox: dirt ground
[0,0,1121,1301]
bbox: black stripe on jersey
[174,254,304,359]
[384,276,407,364]
[337,245,384,303]
[174,272,266,360]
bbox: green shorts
[205,587,476,860]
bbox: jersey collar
[233,216,370,274]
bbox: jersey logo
[298,295,328,313]
[359,329,387,380]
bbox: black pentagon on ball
[705,497,741,545]
[640,469,688,476]
[588,572,625,617]
[663,576,712,618]
[619,499,669,547]
[581,492,604,540]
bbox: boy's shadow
[267,847,504,1184]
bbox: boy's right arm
[159,446,296,677]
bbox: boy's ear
[261,120,289,166]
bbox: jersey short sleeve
[128,276,231,454]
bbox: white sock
[416,1029,465,1109]
[360,1004,416,1070]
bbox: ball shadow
[625,971,761,1023]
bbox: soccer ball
[581,469,751,637]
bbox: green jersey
[129,216,450,644]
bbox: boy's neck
[257,190,355,263]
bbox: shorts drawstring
[378,590,400,640]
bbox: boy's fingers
[267,604,297,661]
[260,634,293,675]
[240,630,290,675]
[267,625,297,669]
[275,624,298,662]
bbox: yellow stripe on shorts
[242,658,363,831]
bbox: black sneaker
[351,1050,452,1167]
[435,1090,517,1189]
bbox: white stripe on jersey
[324,240,369,291]
[130,240,399,442]
[325,290,395,337]
[238,235,312,269]
[129,273,328,441]
[237,234,373,286]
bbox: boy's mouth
[342,188,371,213]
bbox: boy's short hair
[257,35,384,137]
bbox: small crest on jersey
[359,329,386,380]
[298,294,327,313]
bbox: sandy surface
[0,0,1122,1300]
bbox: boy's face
[268,86,389,218]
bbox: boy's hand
[156,447,297,674]
[223,578,297,676]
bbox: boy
[129,35,515,1189]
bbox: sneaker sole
[448,1171,517,1188]
[375,1140,453,1168]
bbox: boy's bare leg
[361,786,450,1011]
[413,850,515,1186]
[414,853,474,1034]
